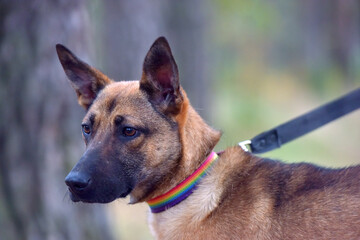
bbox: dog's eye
[122,127,137,137]
[82,124,91,135]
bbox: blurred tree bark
[329,0,359,81]
[164,1,211,114]
[0,1,114,240]
[302,0,360,83]
[0,0,211,239]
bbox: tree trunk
[302,0,360,84]
[0,1,114,240]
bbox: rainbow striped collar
[147,152,219,213]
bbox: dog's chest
[147,175,223,240]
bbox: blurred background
[0,0,359,239]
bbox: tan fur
[149,145,360,240]
[57,38,360,240]
[132,87,221,202]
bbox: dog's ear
[140,37,183,115]
[56,44,112,109]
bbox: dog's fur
[57,37,360,240]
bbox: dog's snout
[65,171,91,193]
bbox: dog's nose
[65,171,91,192]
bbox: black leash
[239,87,360,154]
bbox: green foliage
[210,0,360,167]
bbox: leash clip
[238,140,252,152]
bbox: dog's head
[57,37,187,203]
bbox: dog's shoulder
[150,146,360,239]
[205,147,360,239]
[215,147,360,211]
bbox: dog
[56,37,360,240]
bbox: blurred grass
[213,81,360,166]
[211,62,360,167]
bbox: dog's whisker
[62,191,71,203]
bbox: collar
[147,151,219,213]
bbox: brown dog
[57,37,360,240]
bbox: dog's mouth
[68,190,81,202]
[67,186,133,203]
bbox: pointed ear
[140,37,183,115]
[56,44,112,109]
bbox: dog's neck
[147,151,219,213]
[148,89,221,203]
[177,91,221,178]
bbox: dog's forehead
[87,81,152,120]
[100,81,141,101]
